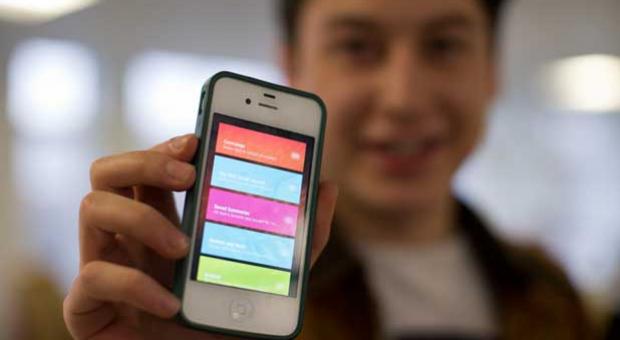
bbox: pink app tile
[205,188,298,237]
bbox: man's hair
[279,0,508,44]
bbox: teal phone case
[172,71,327,339]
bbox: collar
[308,200,531,300]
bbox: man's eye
[339,38,371,54]
[425,37,468,59]
[331,36,383,64]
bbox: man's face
[285,0,497,217]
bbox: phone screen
[190,113,315,297]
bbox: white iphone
[173,71,326,339]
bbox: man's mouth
[359,136,447,176]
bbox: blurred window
[542,54,620,113]
[7,38,98,139]
[124,50,283,146]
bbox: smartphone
[174,71,326,339]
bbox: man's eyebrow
[323,12,478,34]
[324,15,379,31]
[423,13,478,32]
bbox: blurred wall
[457,0,620,311]
[0,1,280,334]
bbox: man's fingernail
[169,233,189,253]
[170,135,187,151]
[323,182,339,199]
[329,183,339,197]
[166,161,193,182]
[161,295,181,315]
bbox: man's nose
[379,44,432,123]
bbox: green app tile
[198,256,291,295]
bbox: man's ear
[278,43,296,86]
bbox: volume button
[195,115,204,138]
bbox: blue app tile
[211,155,302,204]
[201,222,295,270]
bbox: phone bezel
[176,72,325,338]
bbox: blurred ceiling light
[125,50,282,146]
[0,0,98,23]
[7,38,98,139]
[543,54,620,113]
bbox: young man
[64,0,592,339]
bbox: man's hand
[63,134,338,339]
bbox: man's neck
[335,196,457,247]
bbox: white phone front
[174,71,326,339]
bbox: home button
[229,299,253,322]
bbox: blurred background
[0,0,619,338]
